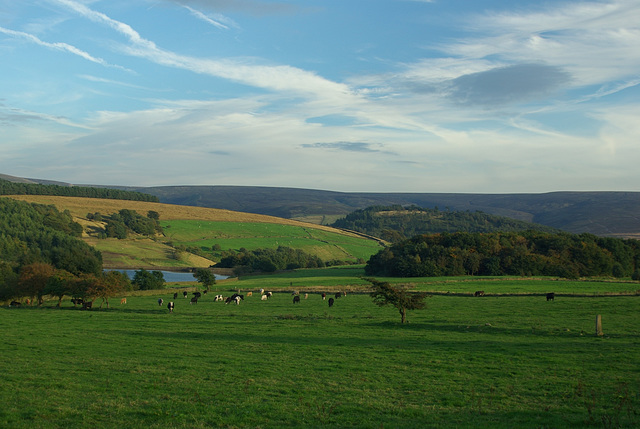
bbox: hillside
[2,195,382,269]
[4,174,640,238]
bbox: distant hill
[3,174,639,238]
[127,185,640,239]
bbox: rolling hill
[2,195,383,269]
[3,173,640,238]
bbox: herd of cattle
[157,289,349,313]
[6,290,558,309]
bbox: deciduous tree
[367,278,429,324]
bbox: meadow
[1,270,639,428]
[161,220,382,262]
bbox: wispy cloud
[301,141,389,153]
[182,5,238,30]
[51,0,353,100]
[0,25,127,71]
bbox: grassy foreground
[1,273,639,428]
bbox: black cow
[293,295,301,304]
[546,292,555,301]
[474,291,485,297]
[158,298,164,306]
[190,297,198,305]
[328,298,334,307]
[321,293,326,300]
[173,292,178,299]
[82,301,93,310]
[167,301,174,313]
[70,298,84,306]
[193,291,202,299]
[334,292,341,299]
[9,301,21,307]
[183,291,188,298]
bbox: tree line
[365,230,640,279]
[331,205,559,243]
[218,246,333,274]
[0,178,159,202]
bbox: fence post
[596,314,603,336]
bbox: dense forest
[365,230,640,279]
[331,205,559,243]
[0,178,159,202]
[0,198,112,304]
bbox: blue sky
[1,0,639,192]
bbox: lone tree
[193,268,216,291]
[367,278,429,324]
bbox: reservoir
[105,269,228,282]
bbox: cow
[82,301,93,310]
[546,292,555,301]
[183,291,188,298]
[193,291,202,299]
[167,301,174,313]
[70,298,83,306]
[246,292,252,297]
[120,298,127,304]
[260,288,264,295]
[328,298,334,307]
[474,291,485,297]
[215,294,224,302]
[304,293,309,300]
[226,296,241,305]
[264,291,273,299]
[173,292,178,299]
[261,294,268,301]
[321,293,326,300]
[9,301,21,307]
[334,292,341,299]
[190,297,198,305]
[158,298,164,306]
[293,295,301,304]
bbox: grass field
[162,220,382,262]
[2,271,638,428]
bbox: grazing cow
[260,288,264,295]
[193,291,202,299]
[183,291,188,298]
[173,292,178,299]
[261,294,268,301]
[328,298,334,307]
[474,291,485,297]
[304,293,308,300]
[293,295,301,304]
[334,292,341,299]
[82,301,93,310]
[9,301,21,307]
[265,291,273,299]
[215,294,224,302]
[246,292,252,297]
[167,301,174,313]
[158,298,164,306]
[203,290,208,295]
[546,292,555,301]
[70,298,84,306]
[190,297,198,305]
[321,293,326,300]
[226,296,241,305]
[120,298,127,304]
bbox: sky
[1,0,639,193]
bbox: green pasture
[161,220,383,261]
[1,274,639,428]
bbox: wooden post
[596,314,603,336]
